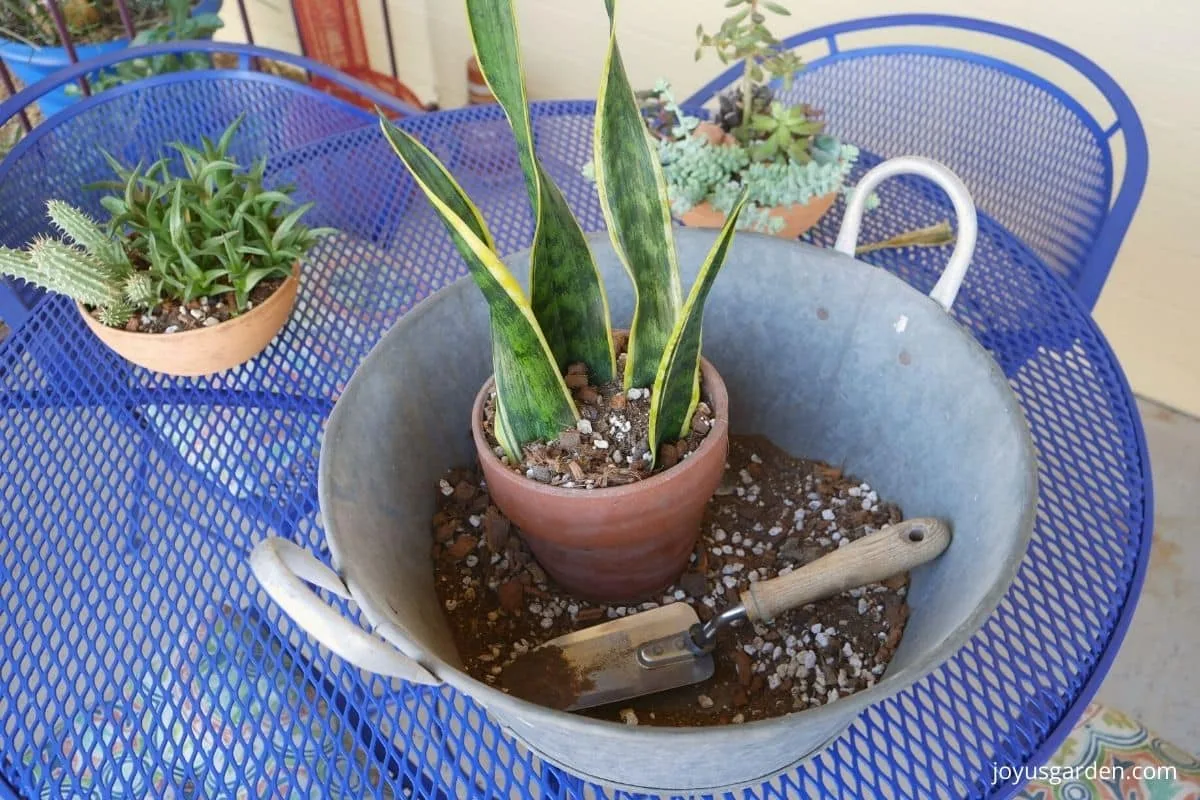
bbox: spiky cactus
[46,200,130,276]
[122,271,157,307]
[0,200,135,327]
[96,301,133,328]
[25,238,122,307]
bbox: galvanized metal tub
[250,158,1037,792]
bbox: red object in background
[291,0,428,115]
[467,57,495,105]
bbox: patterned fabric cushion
[1016,704,1200,799]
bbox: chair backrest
[684,14,1148,310]
[0,41,422,330]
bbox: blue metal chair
[684,14,1148,311]
[0,40,421,328]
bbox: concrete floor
[1096,398,1200,754]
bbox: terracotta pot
[78,264,300,377]
[471,359,730,603]
[681,192,838,240]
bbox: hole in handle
[908,527,926,542]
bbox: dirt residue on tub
[498,644,595,710]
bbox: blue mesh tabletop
[0,101,1150,799]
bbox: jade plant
[585,0,868,234]
[0,115,328,328]
[379,0,748,467]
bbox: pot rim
[470,356,729,500]
[75,261,299,340]
[688,192,838,213]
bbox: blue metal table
[0,101,1151,799]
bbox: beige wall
[226,0,1200,417]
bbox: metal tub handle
[249,537,441,685]
[834,156,979,312]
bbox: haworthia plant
[381,0,749,468]
[594,0,682,389]
[379,119,577,459]
[465,0,616,384]
[649,190,749,452]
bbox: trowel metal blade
[499,603,714,711]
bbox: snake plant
[380,0,747,468]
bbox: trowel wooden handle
[740,518,951,622]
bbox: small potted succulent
[0,0,223,117]
[379,0,750,602]
[0,116,329,376]
[64,0,226,98]
[646,0,864,237]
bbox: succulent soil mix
[85,276,285,334]
[480,331,714,485]
[432,429,911,727]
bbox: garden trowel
[499,518,950,711]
